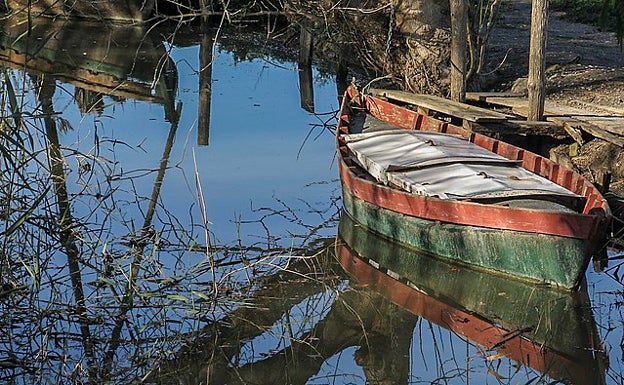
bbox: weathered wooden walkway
[467,93,624,148]
[369,89,624,148]
[370,89,514,124]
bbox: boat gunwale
[337,87,611,241]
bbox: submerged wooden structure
[337,85,611,290]
[337,213,606,384]
[0,15,177,119]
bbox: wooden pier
[369,89,624,149]
[466,93,624,148]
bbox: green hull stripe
[342,187,590,289]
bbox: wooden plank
[511,103,574,118]
[471,93,624,117]
[550,115,624,147]
[370,88,513,123]
[479,96,622,120]
[568,116,624,136]
[492,97,624,144]
[543,103,614,118]
[561,122,586,145]
[475,120,568,139]
[573,101,624,117]
[477,96,600,118]
[466,92,523,102]
[484,96,531,109]
[516,106,624,146]
[513,105,586,145]
[569,118,624,147]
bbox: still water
[1,15,624,385]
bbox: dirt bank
[487,0,624,106]
[484,0,624,194]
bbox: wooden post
[198,19,214,146]
[527,0,548,121]
[298,27,314,112]
[595,168,612,194]
[450,0,467,102]
[74,87,104,115]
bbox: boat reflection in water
[337,212,607,384]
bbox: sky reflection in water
[57,43,340,247]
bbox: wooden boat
[336,213,606,384]
[336,85,611,290]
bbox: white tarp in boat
[344,129,583,203]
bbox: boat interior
[344,111,587,213]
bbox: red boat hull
[337,87,611,289]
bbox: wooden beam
[449,0,467,102]
[298,27,314,113]
[198,21,214,146]
[561,122,585,145]
[527,0,549,121]
[569,118,624,147]
[572,101,624,116]
[370,89,513,122]
[469,94,624,146]
[466,92,525,103]
[486,97,624,139]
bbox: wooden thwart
[370,89,513,123]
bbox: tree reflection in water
[0,9,621,385]
[149,212,608,385]
[0,7,344,381]
[0,61,342,384]
[153,253,416,384]
[0,67,613,385]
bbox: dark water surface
[1,16,623,385]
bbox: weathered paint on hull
[341,184,591,289]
